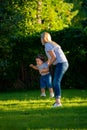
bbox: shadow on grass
[0,101,87,129]
[0,105,87,129]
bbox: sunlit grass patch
[0,89,87,111]
[62,97,87,107]
[0,89,87,129]
[0,97,54,111]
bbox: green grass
[0,89,87,130]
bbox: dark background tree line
[0,0,87,91]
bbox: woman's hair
[41,32,52,43]
[41,32,60,47]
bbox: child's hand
[29,64,34,68]
[29,64,38,70]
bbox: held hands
[46,59,51,67]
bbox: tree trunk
[37,0,42,24]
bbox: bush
[0,28,87,91]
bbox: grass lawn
[0,89,87,130]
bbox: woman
[41,32,69,107]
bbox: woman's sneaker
[53,102,62,107]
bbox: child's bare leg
[40,88,46,97]
[49,88,54,97]
[49,88,53,93]
[41,88,45,93]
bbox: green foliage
[0,0,79,38]
[51,28,87,89]
[0,0,87,90]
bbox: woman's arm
[29,64,38,70]
[47,50,56,66]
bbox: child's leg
[41,88,45,93]
[46,73,54,97]
[49,88,54,97]
[40,76,46,97]
[49,88,53,93]
[40,88,46,97]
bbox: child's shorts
[40,73,52,89]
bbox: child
[29,54,54,97]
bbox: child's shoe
[50,93,54,98]
[40,93,46,97]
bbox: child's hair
[36,54,45,62]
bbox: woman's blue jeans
[53,62,69,99]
